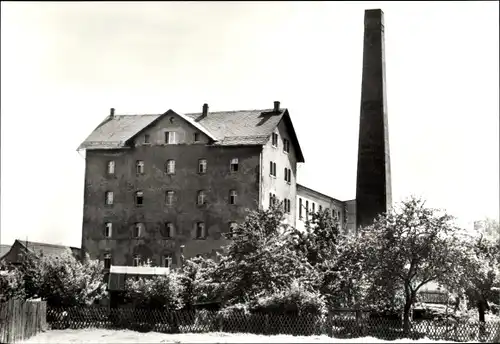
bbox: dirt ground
[19,329,475,343]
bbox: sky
[1,1,498,248]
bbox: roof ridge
[16,239,75,249]
[184,108,278,115]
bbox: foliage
[215,202,319,306]
[0,264,25,302]
[36,252,108,307]
[351,196,469,333]
[251,280,327,316]
[179,256,222,308]
[124,271,184,310]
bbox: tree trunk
[478,300,486,322]
[403,299,412,335]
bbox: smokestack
[110,108,115,117]
[202,103,209,116]
[273,101,280,113]
[355,9,393,231]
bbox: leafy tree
[288,209,360,308]
[35,251,107,307]
[215,202,318,306]
[124,272,184,310]
[353,196,470,334]
[179,255,221,308]
[0,263,25,302]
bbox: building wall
[345,199,357,234]
[261,119,298,227]
[295,185,346,232]
[81,113,262,268]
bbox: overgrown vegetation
[2,196,498,335]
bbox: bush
[124,272,184,310]
[251,280,327,317]
[0,268,25,302]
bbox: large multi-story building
[78,101,356,269]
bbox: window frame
[165,131,177,144]
[197,190,207,205]
[195,222,206,239]
[230,158,239,173]
[271,132,278,147]
[229,190,237,205]
[107,161,115,175]
[104,253,112,269]
[135,191,144,206]
[133,223,144,238]
[105,191,114,205]
[136,160,145,175]
[165,190,175,206]
[283,138,290,153]
[104,222,112,238]
[133,255,141,267]
[166,159,176,175]
[198,159,207,174]
[144,134,150,144]
[194,132,200,142]
[162,254,173,268]
[165,222,174,238]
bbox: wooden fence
[0,299,47,343]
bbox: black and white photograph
[1,1,499,343]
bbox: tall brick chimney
[110,108,115,117]
[355,9,393,231]
[202,103,209,116]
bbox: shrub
[0,268,25,302]
[251,280,327,317]
[124,271,184,310]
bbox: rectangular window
[283,138,290,153]
[197,190,207,205]
[194,132,200,142]
[270,161,276,177]
[299,198,303,219]
[107,161,115,175]
[134,223,144,238]
[230,158,239,172]
[104,222,112,238]
[165,131,177,144]
[306,200,309,218]
[104,253,112,269]
[229,190,237,205]
[312,203,315,214]
[319,205,323,212]
[166,160,175,174]
[135,191,144,206]
[105,191,114,205]
[198,159,207,174]
[133,255,141,267]
[165,191,175,206]
[136,160,144,174]
[288,169,292,183]
[144,134,150,144]
[162,254,173,268]
[269,193,276,206]
[196,222,206,239]
[165,222,174,238]
[271,132,278,147]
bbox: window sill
[195,237,207,240]
[198,172,207,175]
[166,172,176,176]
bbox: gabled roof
[0,245,11,259]
[78,107,305,162]
[15,239,81,259]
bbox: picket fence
[0,299,47,343]
[46,306,500,343]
